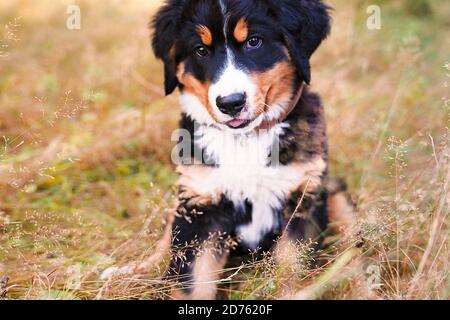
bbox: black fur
[151,0,185,95]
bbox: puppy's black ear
[151,1,184,95]
[277,0,331,84]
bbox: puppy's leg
[274,189,329,296]
[282,189,329,251]
[325,178,360,242]
[134,212,174,274]
[171,245,229,300]
[169,190,234,300]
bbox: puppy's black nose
[216,93,246,116]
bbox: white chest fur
[180,124,325,249]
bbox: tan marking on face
[251,61,296,119]
[177,63,218,121]
[233,18,248,43]
[172,248,228,300]
[197,25,213,46]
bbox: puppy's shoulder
[280,89,328,165]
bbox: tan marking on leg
[273,235,304,298]
[290,157,327,194]
[171,290,190,300]
[274,235,300,271]
[327,191,357,237]
[197,25,213,46]
[177,165,220,207]
[134,211,175,274]
[233,18,248,43]
[172,248,228,300]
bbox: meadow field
[0,0,448,300]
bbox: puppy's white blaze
[208,53,257,120]
[185,123,325,248]
[180,92,215,125]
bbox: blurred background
[0,0,448,300]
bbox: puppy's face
[152,0,331,133]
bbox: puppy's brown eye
[246,36,262,49]
[195,45,209,57]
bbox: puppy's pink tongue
[228,119,247,128]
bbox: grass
[0,0,448,300]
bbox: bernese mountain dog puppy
[108,0,357,300]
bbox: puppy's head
[152,0,331,133]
